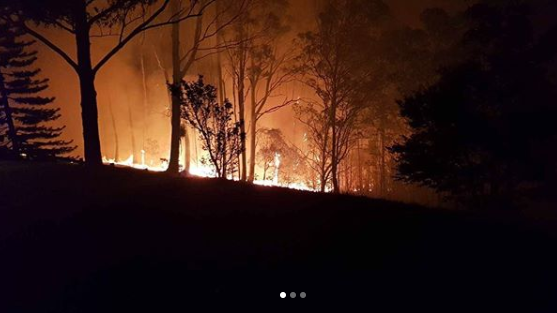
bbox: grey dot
[300,292,306,298]
[290,292,297,298]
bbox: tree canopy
[0,17,74,160]
[392,2,557,207]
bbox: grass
[1,161,557,311]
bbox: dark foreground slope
[1,161,557,311]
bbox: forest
[2,0,557,310]
[1,0,556,210]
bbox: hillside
[1,161,557,311]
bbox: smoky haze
[38,0,467,161]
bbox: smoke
[32,0,465,161]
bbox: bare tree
[221,0,293,181]
[223,11,249,180]
[107,93,119,162]
[245,3,296,182]
[166,0,248,174]
[293,100,332,192]
[294,0,387,193]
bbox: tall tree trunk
[168,90,181,173]
[167,0,182,174]
[0,73,19,156]
[320,150,327,192]
[108,93,119,162]
[127,99,137,164]
[140,37,149,158]
[232,77,240,180]
[215,1,227,178]
[330,100,339,193]
[236,18,248,181]
[177,12,205,175]
[357,137,362,192]
[248,78,257,182]
[215,0,225,103]
[78,71,102,166]
[238,67,247,181]
[76,61,102,165]
[319,128,329,192]
[182,123,191,174]
[379,127,386,197]
[75,7,102,166]
[216,51,226,103]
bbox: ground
[1,161,557,311]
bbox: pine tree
[0,17,74,160]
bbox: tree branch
[93,0,172,73]
[53,20,75,34]
[19,21,78,71]
[141,0,217,32]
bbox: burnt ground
[1,161,557,311]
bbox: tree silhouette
[166,0,248,174]
[244,0,295,183]
[354,7,462,198]
[294,0,389,193]
[1,0,214,166]
[175,75,244,178]
[392,2,557,207]
[0,17,74,160]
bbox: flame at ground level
[102,155,316,192]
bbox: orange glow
[103,154,316,192]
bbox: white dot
[280,292,286,298]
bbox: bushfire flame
[102,154,315,192]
